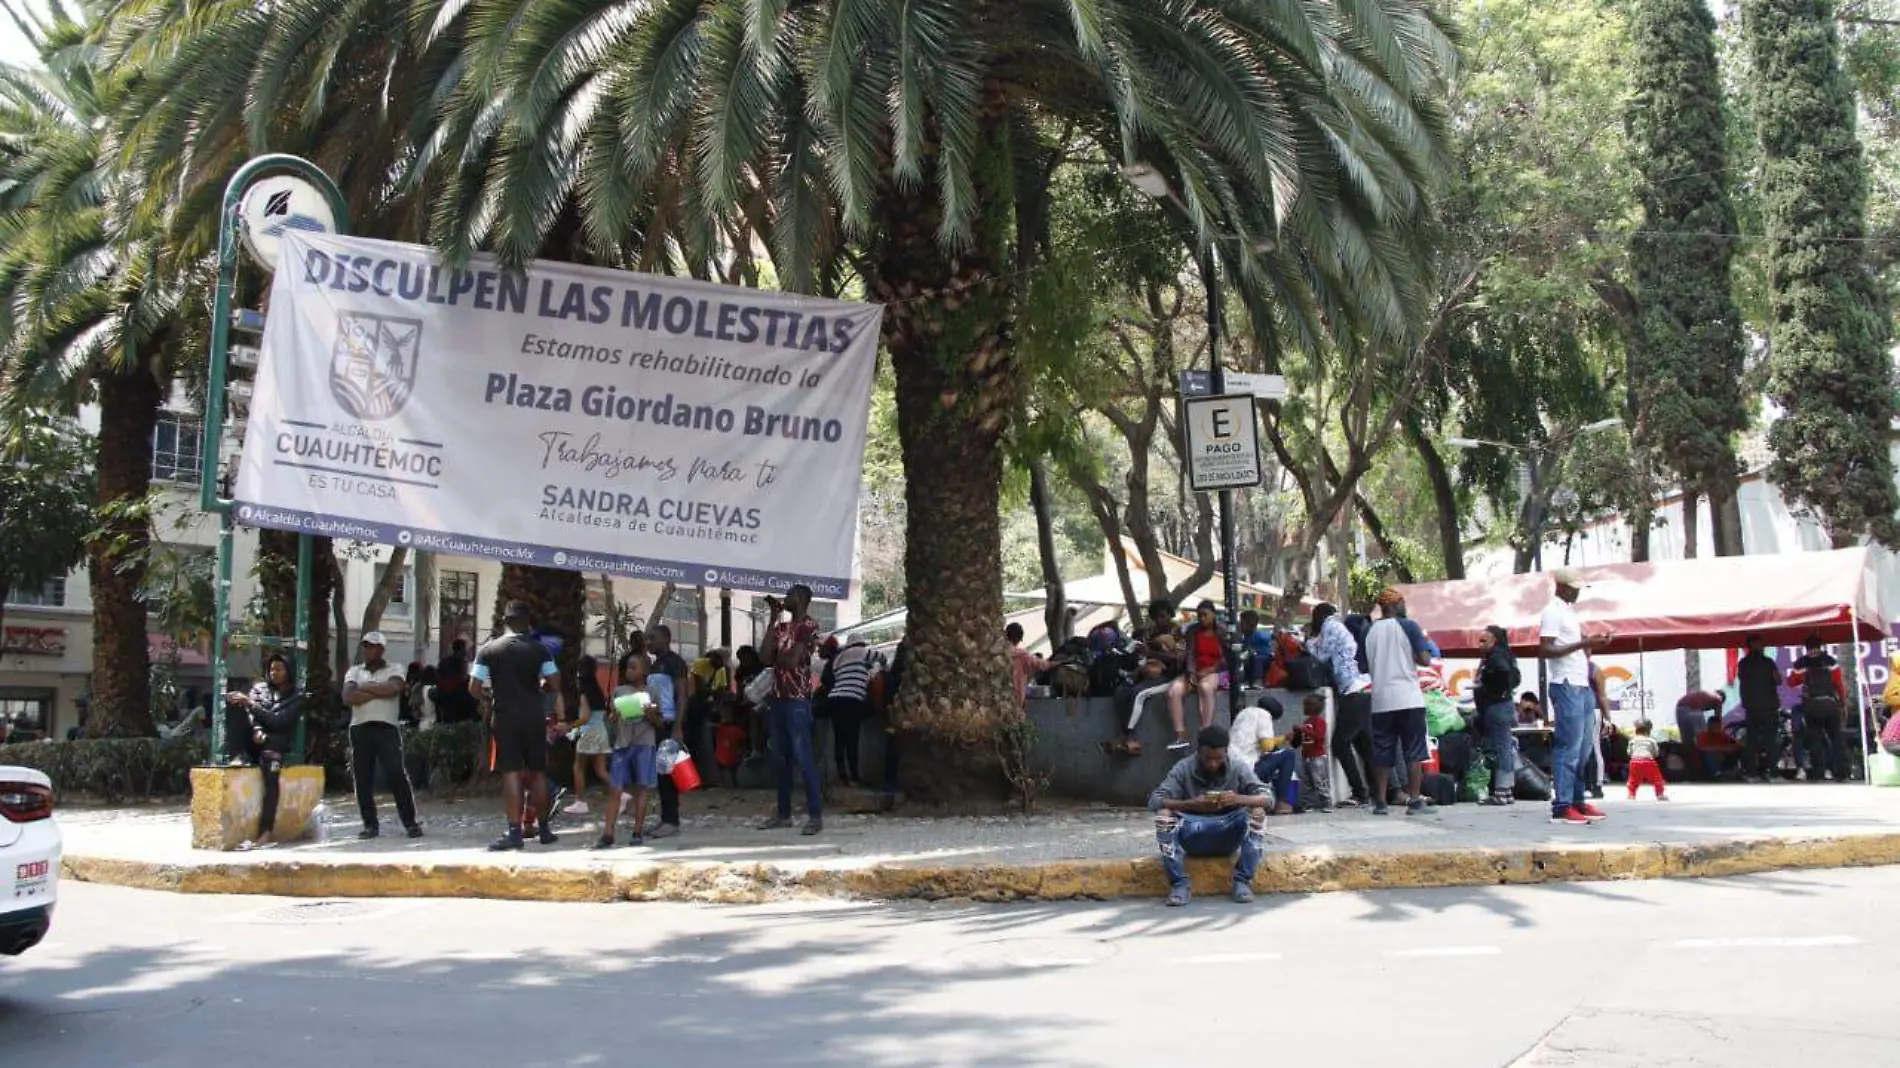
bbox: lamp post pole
[203,155,350,762]
[1201,251,1243,719]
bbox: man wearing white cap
[343,631,423,839]
[1541,569,1613,826]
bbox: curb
[61,830,1900,905]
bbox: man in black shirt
[473,601,560,851]
[1737,636,1784,782]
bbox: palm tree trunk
[874,179,1018,801]
[85,367,161,737]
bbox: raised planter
[189,765,326,850]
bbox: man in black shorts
[473,600,560,851]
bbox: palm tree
[0,3,189,737]
[135,0,1456,791]
[421,0,1456,793]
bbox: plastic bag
[1461,751,1491,803]
[1425,691,1465,736]
[1513,763,1552,801]
[657,739,685,774]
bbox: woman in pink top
[1006,622,1049,708]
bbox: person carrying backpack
[1788,634,1848,782]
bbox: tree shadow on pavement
[0,914,1077,1068]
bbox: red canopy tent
[1395,547,1888,658]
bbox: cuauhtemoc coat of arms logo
[331,312,423,421]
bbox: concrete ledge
[63,830,1900,905]
[190,766,326,851]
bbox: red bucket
[669,753,703,793]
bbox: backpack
[1048,658,1091,698]
[1088,650,1135,698]
[1422,772,1458,807]
[1803,660,1841,715]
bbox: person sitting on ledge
[1149,725,1274,907]
[1229,693,1299,815]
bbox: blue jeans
[1253,749,1296,807]
[769,698,823,820]
[1481,701,1517,791]
[1549,683,1595,813]
[1155,808,1264,889]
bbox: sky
[0,0,45,67]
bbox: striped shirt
[828,644,878,702]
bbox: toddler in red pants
[1627,719,1668,800]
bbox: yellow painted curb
[61,831,1900,905]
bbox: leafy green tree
[418,0,1457,790]
[1396,0,1637,577]
[1744,0,1900,546]
[1628,0,1749,556]
[0,414,94,635]
[134,0,1456,791]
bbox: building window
[810,599,840,636]
[661,587,704,659]
[5,577,65,607]
[373,563,412,618]
[0,688,53,742]
[439,570,478,661]
[152,414,204,484]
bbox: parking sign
[1183,393,1263,491]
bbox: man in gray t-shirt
[1365,588,1433,816]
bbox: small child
[713,706,748,788]
[599,652,660,848]
[1297,692,1333,813]
[1626,719,1668,801]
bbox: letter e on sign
[1183,393,1263,491]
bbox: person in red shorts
[1626,720,1668,800]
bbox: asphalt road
[3,869,1897,1068]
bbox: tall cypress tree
[1628,0,1749,556]
[1745,0,1900,547]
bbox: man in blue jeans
[758,584,824,835]
[1540,569,1613,825]
[1150,725,1274,906]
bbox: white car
[0,766,59,955]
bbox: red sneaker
[1579,803,1608,822]
[1549,806,1592,826]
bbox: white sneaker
[566,800,590,815]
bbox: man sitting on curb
[1150,725,1274,907]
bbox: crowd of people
[209,566,1900,865]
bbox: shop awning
[1396,547,1889,657]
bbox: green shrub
[0,722,493,802]
[0,735,207,801]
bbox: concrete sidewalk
[57,782,1900,904]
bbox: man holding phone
[758,584,824,835]
[1542,569,1614,826]
[1149,725,1274,906]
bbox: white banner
[233,233,883,598]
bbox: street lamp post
[1124,162,1249,719]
